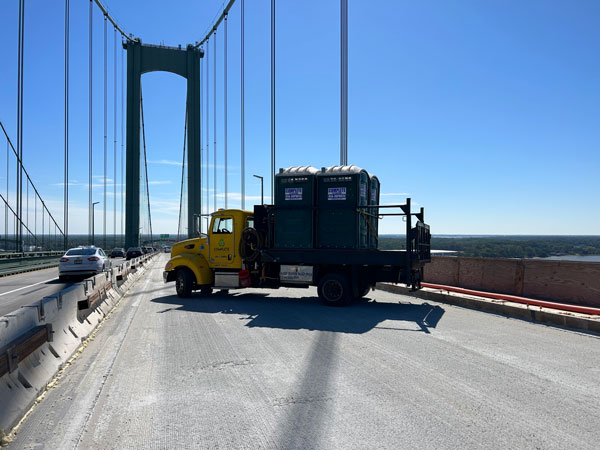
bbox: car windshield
[65,248,96,256]
[127,248,141,252]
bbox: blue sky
[0,0,598,236]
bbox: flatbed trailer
[237,198,431,304]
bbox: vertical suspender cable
[89,0,93,243]
[177,109,188,241]
[5,141,8,251]
[103,15,107,249]
[17,0,25,252]
[64,0,69,250]
[140,91,152,245]
[199,52,203,233]
[213,31,217,211]
[271,0,276,201]
[241,0,245,210]
[113,27,117,244]
[120,45,124,245]
[224,15,228,209]
[340,0,348,166]
[206,40,210,220]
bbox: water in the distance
[541,255,600,262]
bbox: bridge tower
[124,40,203,249]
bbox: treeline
[378,235,600,258]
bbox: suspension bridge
[1,1,599,448]
[1,0,350,256]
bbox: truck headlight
[165,262,172,270]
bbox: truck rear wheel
[176,268,193,298]
[318,273,351,306]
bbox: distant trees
[378,236,600,258]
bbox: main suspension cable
[194,0,236,49]
[91,0,135,42]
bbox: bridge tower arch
[124,40,203,249]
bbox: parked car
[126,247,143,260]
[59,246,110,281]
[109,247,125,258]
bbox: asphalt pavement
[0,258,125,317]
[8,254,600,449]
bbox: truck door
[210,216,236,268]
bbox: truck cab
[163,209,253,297]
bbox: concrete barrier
[0,253,156,435]
[425,255,600,307]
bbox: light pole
[253,174,264,205]
[91,201,100,246]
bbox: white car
[59,246,110,281]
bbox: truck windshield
[212,217,233,234]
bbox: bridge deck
[9,255,600,449]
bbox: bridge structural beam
[124,41,203,249]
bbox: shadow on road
[151,291,445,334]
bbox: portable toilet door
[274,166,319,248]
[316,165,369,249]
[368,175,380,249]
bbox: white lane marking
[0,277,59,297]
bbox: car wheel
[176,268,193,298]
[317,273,351,306]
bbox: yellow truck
[164,202,430,306]
[163,209,254,297]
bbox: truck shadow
[151,291,444,334]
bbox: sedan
[110,248,125,258]
[59,247,110,281]
[126,247,143,260]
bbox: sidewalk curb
[376,283,600,334]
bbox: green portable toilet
[274,166,318,248]
[316,165,369,249]
[368,175,380,249]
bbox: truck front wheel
[176,268,193,298]
[318,273,351,306]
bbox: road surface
[0,258,125,317]
[8,255,600,449]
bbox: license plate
[75,259,82,264]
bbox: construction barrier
[0,252,156,434]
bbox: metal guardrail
[0,255,62,277]
[0,251,64,260]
